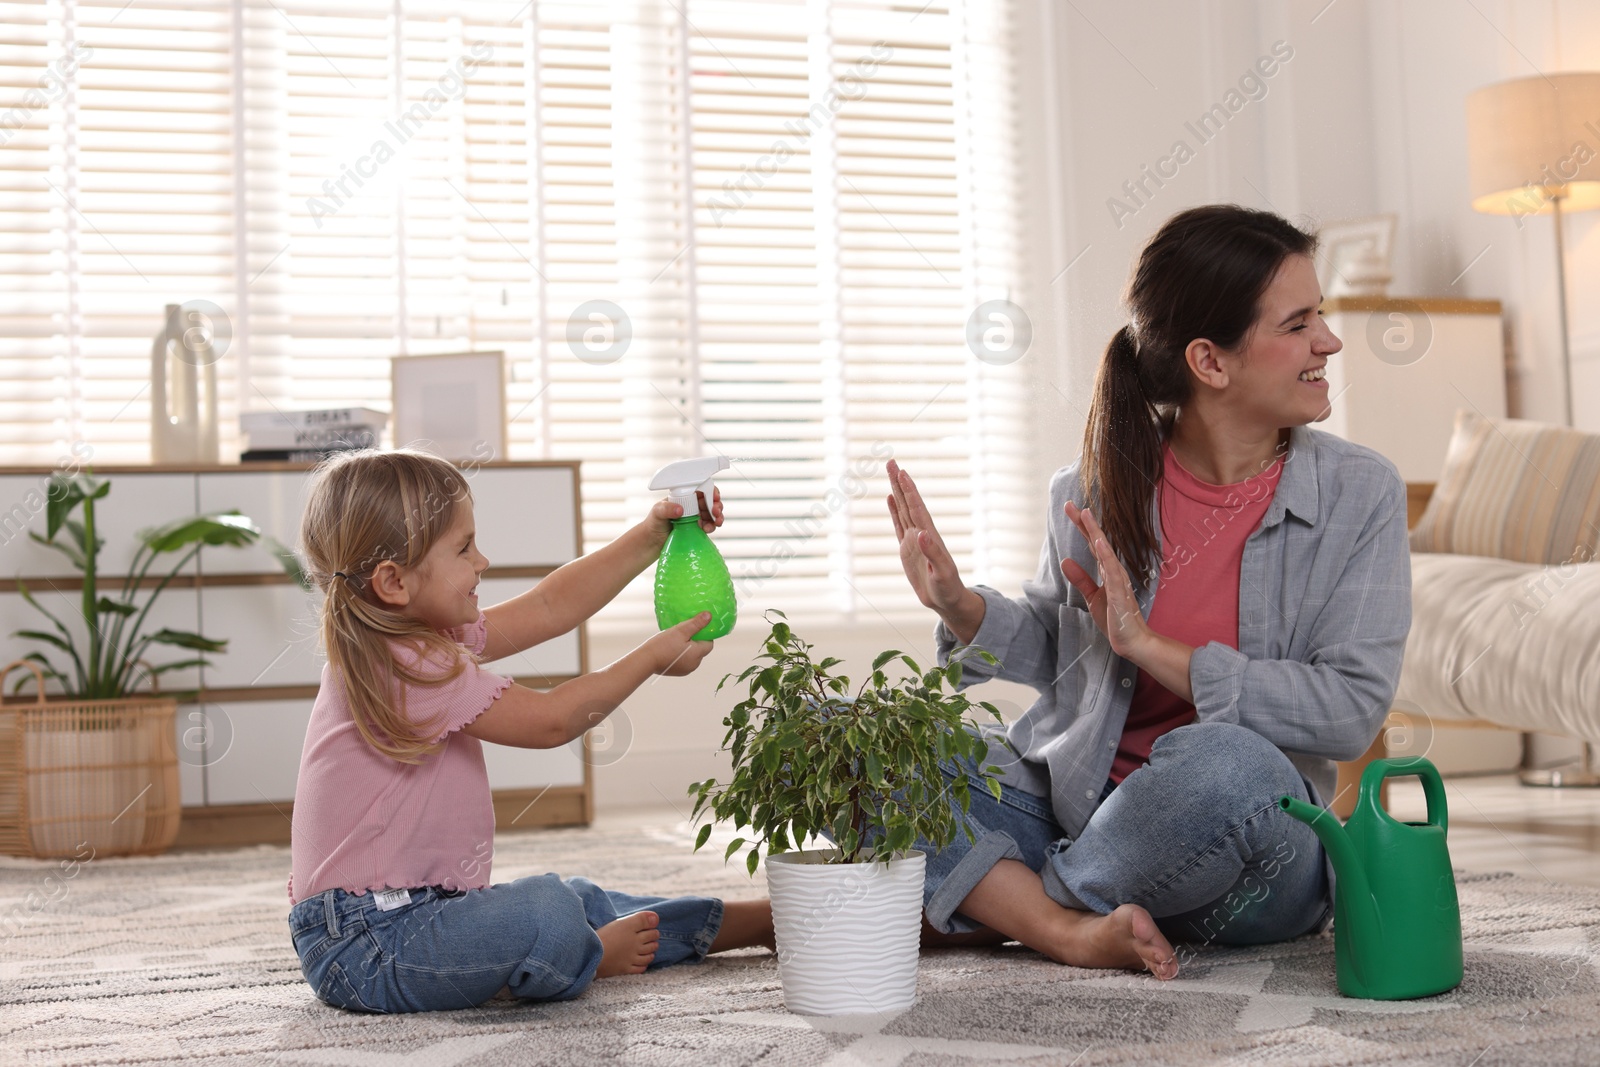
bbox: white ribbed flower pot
[765,848,925,1016]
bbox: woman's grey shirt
[934,425,1412,839]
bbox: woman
[886,204,1411,978]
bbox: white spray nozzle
[648,455,731,515]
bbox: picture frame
[1316,214,1397,298]
[390,350,507,463]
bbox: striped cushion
[1409,409,1600,565]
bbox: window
[2,0,1034,629]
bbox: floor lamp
[1465,72,1600,786]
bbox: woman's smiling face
[1214,253,1343,429]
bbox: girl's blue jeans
[905,720,1332,945]
[287,874,723,1013]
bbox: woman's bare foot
[956,859,1179,980]
[708,899,775,953]
[596,911,660,976]
[1041,903,1178,979]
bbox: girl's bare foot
[596,911,660,976]
[708,898,775,953]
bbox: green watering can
[1277,756,1463,1000]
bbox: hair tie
[332,571,353,582]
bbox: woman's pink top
[1110,443,1284,783]
[288,611,513,903]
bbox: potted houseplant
[2,470,302,858]
[689,610,1008,1015]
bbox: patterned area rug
[2,821,1599,1066]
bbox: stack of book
[239,407,388,463]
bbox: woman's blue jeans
[287,874,723,1013]
[908,720,1332,945]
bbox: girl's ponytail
[1080,204,1318,581]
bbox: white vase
[764,848,925,1015]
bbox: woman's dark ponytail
[1083,325,1163,581]
[1079,204,1318,582]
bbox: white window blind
[2,0,1034,631]
[1,0,237,461]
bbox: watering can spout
[1277,795,1381,986]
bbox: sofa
[1390,410,1600,774]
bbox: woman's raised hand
[1060,501,1152,660]
[886,459,970,617]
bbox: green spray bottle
[648,456,736,641]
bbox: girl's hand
[649,486,726,531]
[1060,501,1153,662]
[647,486,724,546]
[887,459,971,617]
[646,612,715,676]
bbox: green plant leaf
[144,657,210,676]
[260,534,311,589]
[723,836,745,861]
[43,473,96,540]
[864,752,883,786]
[9,653,67,694]
[12,629,76,655]
[139,511,261,554]
[94,597,138,617]
[986,776,1003,801]
[746,848,760,875]
[12,582,85,692]
[142,628,228,653]
[872,649,901,671]
[28,529,86,570]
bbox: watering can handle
[1362,757,1447,834]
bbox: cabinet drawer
[483,738,586,791]
[0,472,198,580]
[467,466,578,568]
[0,586,203,694]
[173,702,209,806]
[198,583,324,689]
[196,470,315,576]
[201,698,314,805]
[474,577,582,679]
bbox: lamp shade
[1465,72,1600,216]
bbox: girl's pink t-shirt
[288,611,513,903]
[1110,443,1284,783]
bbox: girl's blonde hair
[299,448,477,764]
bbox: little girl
[286,447,772,1013]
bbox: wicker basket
[0,659,183,859]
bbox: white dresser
[0,461,591,847]
[1320,297,1507,482]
